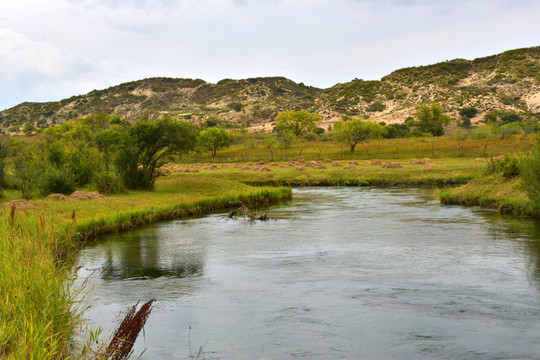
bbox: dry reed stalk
[99,299,156,360]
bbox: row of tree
[0,114,233,198]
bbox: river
[75,187,540,359]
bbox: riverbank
[1,156,535,358]
[0,175,291,359]
[438,173,540,217]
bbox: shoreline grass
[438,173,540,217]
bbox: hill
[1,46,539,132]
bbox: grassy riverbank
[438,174,540,217]
[0,175,291,359]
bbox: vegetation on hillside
[1,47,539,133]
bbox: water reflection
[87,224,205,281]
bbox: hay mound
[255,166,272,172]
[220,163,230,168]
[233,163,242,168]
[474,158,487,162]
[69,191,105,200]
[408,158,426,165]
[269,162,280,167]
[305,161,323,168]
[313,164,327,170]
[156,168,170,176]
[240,166,251,170]
[423,164,441,169]
[294,167,306,172]
[160,163,183,173]
[45,193,69,201]
[323,158,332,163]
[382,161,403,169]
[257,160,269,165]
[278,164,289,168]
[183,167,199,173]
[343,164,357,169]
[0,199,37,210]
[347,160,359,166]
[204,165,218,170]
[368,159,382,165]
[331,162,342,167]
[422,158,432,163]
[496,155,506,161]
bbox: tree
[23,122,37,136]
[412,103,452,136]
[458,107,478,119]
[276,131,296,159]
[115,117,197,190]
[274,110,320,137]
[197,128,230,158]
[333,119,385,152]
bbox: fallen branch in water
[228,205,274,221]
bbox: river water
[75,187,540,359]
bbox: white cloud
[0,29,66,79]
[0,0,539,110]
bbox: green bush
[41,167,76,195]
[93,171,123,194]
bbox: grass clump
[0,208,78,359]
[521,135,540,203]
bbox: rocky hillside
[1,46,539,132]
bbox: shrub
[93,171,123,194]
[459,107,478,118]
[366,101,386,112]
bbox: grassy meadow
[186,133,535,164]
[0,133,538,359]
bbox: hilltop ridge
[1,46,539,132]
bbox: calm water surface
[75,187,540,359]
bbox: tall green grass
[0,208,78,359]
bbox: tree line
[0,102,538,199]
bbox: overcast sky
[0,0,539,111]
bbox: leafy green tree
[276,131,296,159]
[23,122,37,136]
[333,119,386,152]
[412,103,452,136]
[497,122,522,139]
[115,117,197,190]
[197,128,230,157]
[274,110,321,137]
[458,107,478,119]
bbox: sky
[0,0,539,111]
